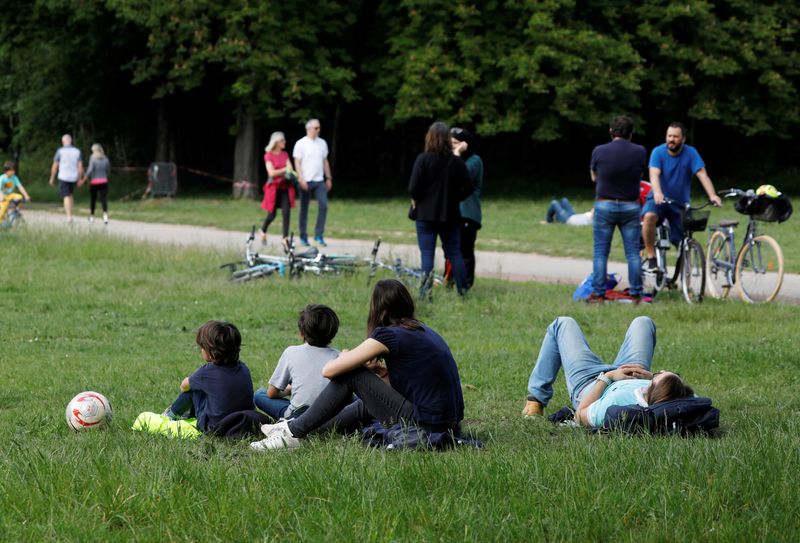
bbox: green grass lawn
[39,191,796,274]
[1,229,799,541]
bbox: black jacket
[408,152,474,223]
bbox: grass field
[1,228,799,541]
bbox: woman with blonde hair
[82,143,110,224]
[259,131,295,249]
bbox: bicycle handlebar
[661,197,718,210]
[718,188,753,199]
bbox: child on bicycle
[253,304,340,421]
[0,161,31,222]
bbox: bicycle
[642,198,714,304]
[368,239,444,290]
[220,226,293,282]
[0,198,26,229]
[706,188,786,303]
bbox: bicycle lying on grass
[706,188,789,303]
[642,198,715,304]
[222,227,379,283]
[368,239,444,290]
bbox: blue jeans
[415,220,468,293]
[299,181,328,238]
[253,387,290,420]
[592,200,642,296]
[526,316,656,409]
[546,198,575,223]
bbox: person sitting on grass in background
[0,161,31,221]
[250,279,465,451]
[522,316,696,428]
[543,197,593,226]
[253,304,340,421]
[155,320,254,435]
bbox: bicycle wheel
[705,231,731,299]
[735,235,784,303]
[680,239,705,304]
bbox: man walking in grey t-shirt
[49,134,84,222]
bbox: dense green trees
[1,0,798,186]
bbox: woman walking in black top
[408,122,474,296]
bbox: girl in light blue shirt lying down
[522,316,695,427]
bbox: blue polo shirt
[649,144,705,204]
[370,324,464,428]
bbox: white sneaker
[259,419,286,437]
[250,420,300,451]
[88,216,94,223]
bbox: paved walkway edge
[23,210,800,303]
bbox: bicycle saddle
[718,219,739,227]
[294,247,319,259]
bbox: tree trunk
[232,107,259,198]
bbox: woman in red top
[260,131,296,248]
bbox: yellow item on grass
[131,412,202,440]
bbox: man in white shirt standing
[49,134,84,222]
[293,119,332,246]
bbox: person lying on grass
[521,316,694,427]
[162,320,255,432]
[250,278,464,451]
[253,304,340,421]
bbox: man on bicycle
[1,161,31,222]
[643,122,721,270]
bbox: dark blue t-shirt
[590,139,647,201]
[369,324,464,428]
[188,361,254,431]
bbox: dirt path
[24,210,800,302]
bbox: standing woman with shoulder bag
[260,131,296,250]
[408,121,475,297]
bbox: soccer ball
[66,391,113,431]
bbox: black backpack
[602,396,720,435]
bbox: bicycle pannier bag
[735,193,793,223]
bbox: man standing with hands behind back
[293,118,332,247]
[589,116,647,303]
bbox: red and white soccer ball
[66,391,113,431]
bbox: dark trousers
[170,390,199,418]
[298,181,328,238]
[415,220,468,293]
[460,219,480,288]
[287,368,415,438]
[90,183,108,214]
[261,189,291,238]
